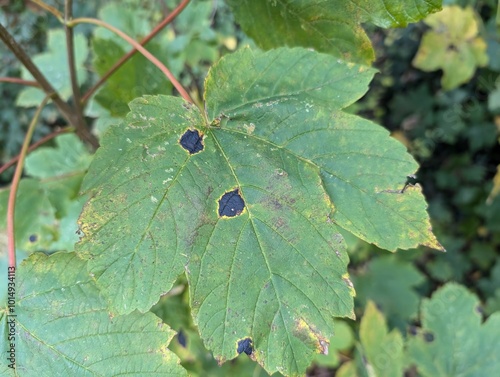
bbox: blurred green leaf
[359,301,404,377]
[92,38,173,116]
[16,29,88,107]
[24,134,92,179]
[0,179,57,252]
[226,0,441,64]
[407,283,500,377]
[413,6,489,90]
[353,255,425,326]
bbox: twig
[68,18,193,103]
[64,0,87,141]
[0,77,40,87]
[30,0,64,22]
[0,127,74,176]
[0,23,99,148]
[81,0,191,104]
[7,95,51,268]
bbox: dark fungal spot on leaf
[179,129,203,154]
[218,189,245,217]
[408,325,418,336]
[177,329,187,348]
[29,234,37,243]
[423,332,434,342]
[237,338,253,355]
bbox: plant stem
[68,18,193,104]
[0,23,99,148]
[0,77,40,87]
[0,127,74,176]
[31,0,64,22]
[81,0,191,104]
[64,0,87,141]
[7,95,51,269]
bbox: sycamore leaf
[0,252,186,376]
[413,6,489,90]
[226,0,442,64]
[16,30,88,107]
[407,283,500,377]
[77,47,439,376]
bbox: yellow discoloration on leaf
[293,318,329,354]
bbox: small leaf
[413,6,489,90]
[226,0,442,64]
[16,30,88,107]
[0,252,186,376]
[359,302,404,377]
[407,283,500,377]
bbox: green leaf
[92,38,173,116]
[206,48,442,252]
[407,283,500,377]
[94,2,153,50]
[78,47,439,376]
[0,179,56,251]
[226,0,442,64]
[24,134,92,179]
[0,252,186,376]
[413,6,489,90]
[16,29,88,107]
[353,255,425,325]
[359,301,404,377]
[314,320,355,368]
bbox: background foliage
[1,0,499,376]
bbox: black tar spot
[180,129,203,154]
[237,338,253,355]
[29,234,37,243]
[423,332,434,342]
[408,326,418,336]
[177,329,187,348]
[218,189,245,217]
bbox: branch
[64,0,87,140]
[0,23,99,148]
[7,95,51,268]
[0,127,74,176]
[68,18,193,103]
[0,77,40,87]
[81,0,191,104]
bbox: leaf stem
[0,23,99,148]
[0,77,40,87]
[7,95,51,269]
[31,0,64,22]
[64,0,87,145]
[81,0,191,104]
[0,126,74,176]
[68,17,193,104]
